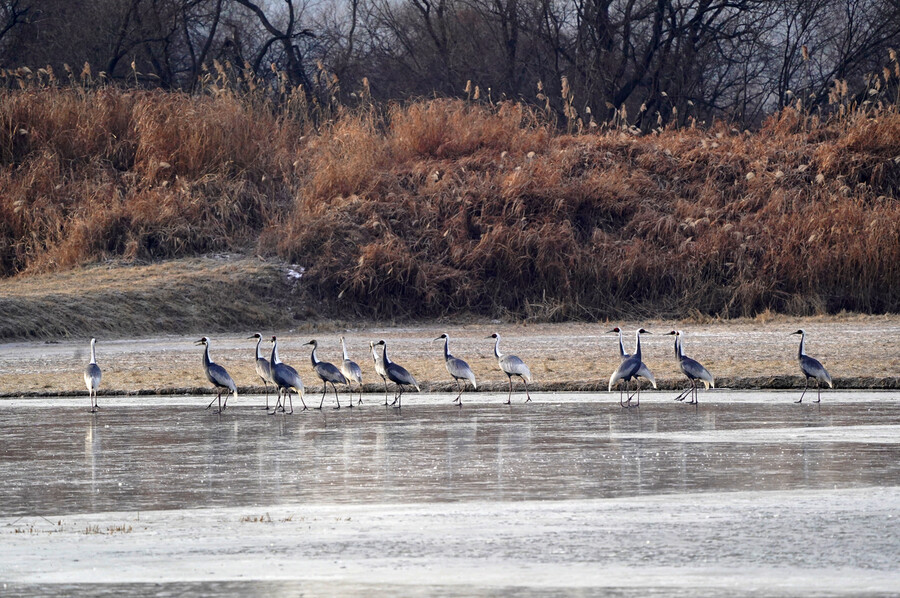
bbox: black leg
[523,378,531,403]
[795,378,810,403]
[332,382,341,409]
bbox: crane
[435,333,477,405]
[488,333,532,404]
[83,338,102,413]
[792,329,833,403]
[374,339,419,409]
[195,337,237,414]
[269,336,306,413]
[340,336,364,406]
[608,328,656,407]
[248,333,274,409]
[304,339,348,410]
[666,330,714,404]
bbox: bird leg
[674,383,691,402]
[795,378,810,403]
[205,394,219,410]
[383,378,390,406]
[393,385,403,409]
[522,378,532,403]
[315,384,328,410]
[262,380,270,410]
[453,379,463,405]
[356,382,363,406]
[331,382,341,410]
[619,382,627,408]
[505,376,513,405]
[815,379,821,404]
[686,380,698,405]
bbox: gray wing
[388,363,420,390]
[315,361,347,384]
[609,356,639,390]
[207,363,236,391]
[800,355,832,387]
[342,359,363,384]
[635,361,657,388]
[681,357,714,388]
[84,363,101,391]
[447,357,477,388]
[273,362,304,393]
[500,354,531,382]
[256,357,272,382]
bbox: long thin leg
[522,378,532,403]
[505,376,513,405]
[262,379,270,410]
[814,379,821,404]
[317,383,327,410]
[795,378,810,403]
[619,381,627,408]
[674,382,690,401]
[393,385,403,409]
[382,377,389,406]
[687,380,697,405]
[205,393,218,410]
[269,388,281,414]
[357,381,363,406]
[332,382,341,409]
[452,378,464,405]
[285,389,294,415]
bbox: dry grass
[0,256,299,339]
[1,86,898,324]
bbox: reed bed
[1,85,898,321]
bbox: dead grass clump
[1,85,898,321]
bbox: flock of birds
[82,328,834,414]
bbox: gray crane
[666,330,715,404]
[606,326,631,360]
[305,339,348,410]
[195,337,238,414]
[269,336,306,413]
[374,339,420,409]
[248,333,274,409]
[435,333,477,405]
[370,340,390,405]
[488,333,532,404]
[608,328,656,408]
[340,336,364,406]
[83,337,102,413]
[792,329,833,403]
[606,327,631,405]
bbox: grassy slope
[0,256,303,339]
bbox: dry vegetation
[1,82,899,329]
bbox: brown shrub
[1,86,898,319]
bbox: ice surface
[1,392,899,596]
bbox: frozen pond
[2,391,899,596]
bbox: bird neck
[634,331,642,359]
[203,343,212,366]
[255,337,263,360]
[381,343,391,365]
[493,337,502,359]
[798,332,806,358]
[310,344,320,366]
[617,331,626,358]
[89,342,97,365]
[341,338,349,361]
[443,337,451,360]
[675,335,684,360]
[271,342,281,365]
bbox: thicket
[1,77,898,320]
